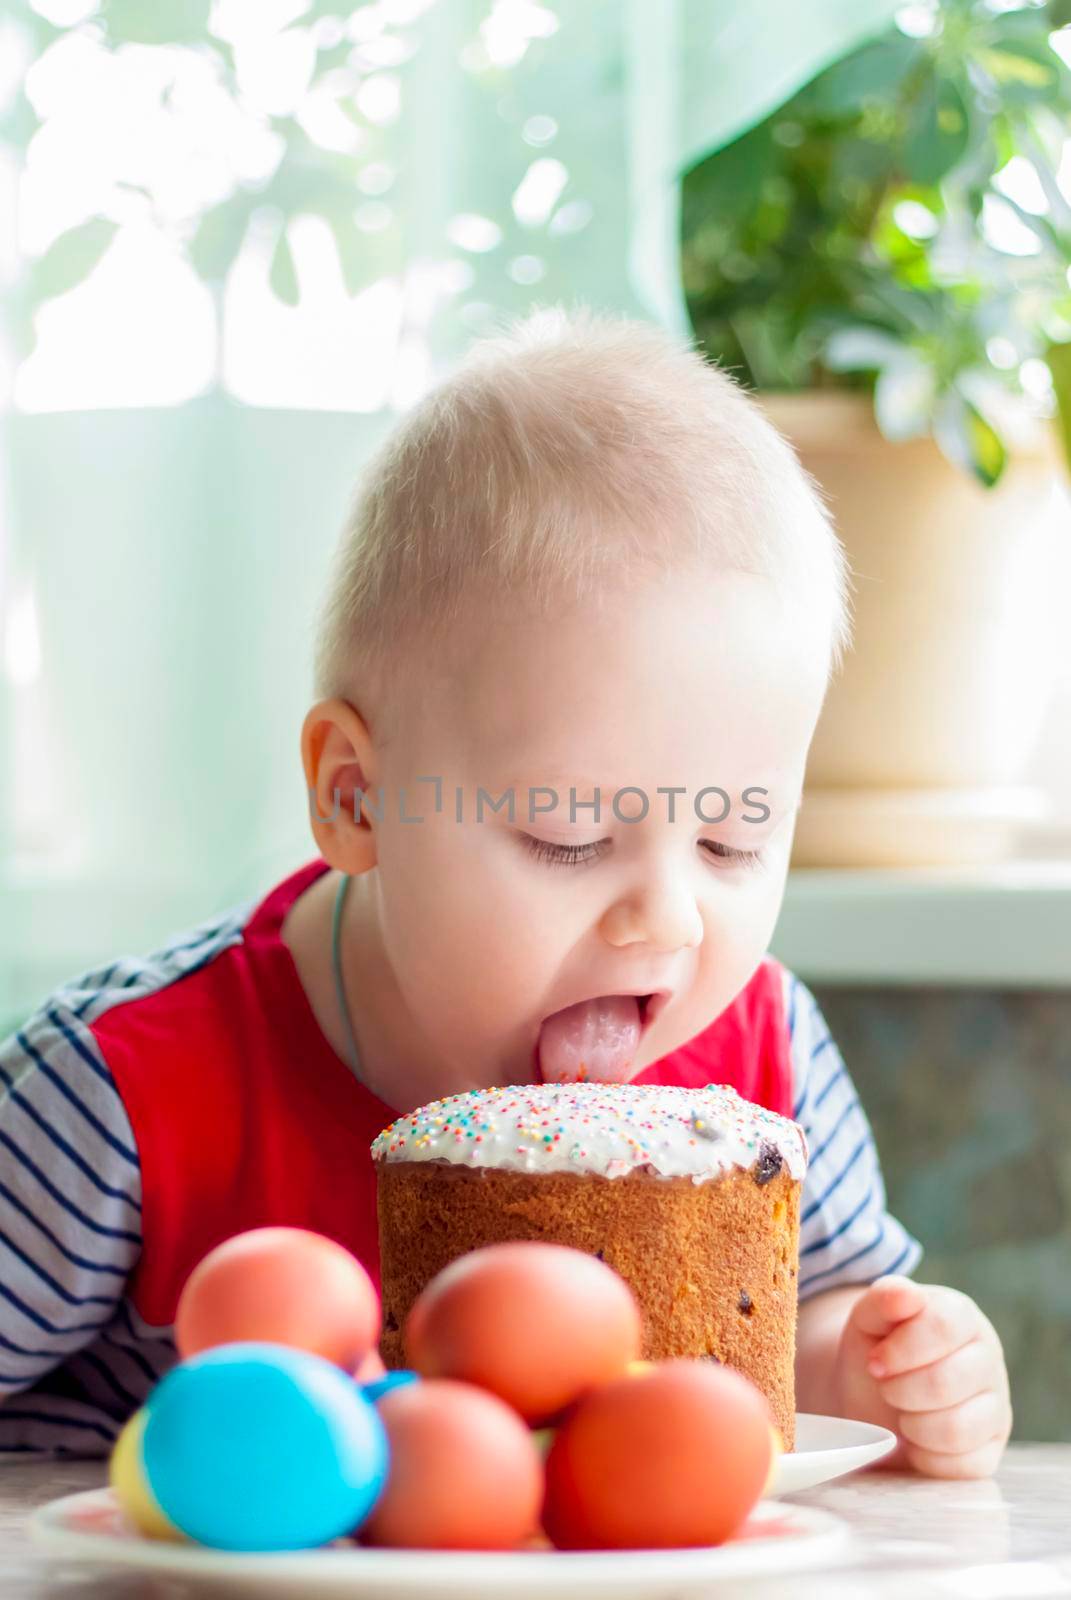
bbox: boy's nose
[599,875,704,953]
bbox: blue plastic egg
[361,1369,419,1404]
[141,1342,388,1550]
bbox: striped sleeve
[781,966,923,1301]
[0,995,142,1406]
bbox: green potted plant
[681,0,1071,867]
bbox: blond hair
[312,303,852,721]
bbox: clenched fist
[834,1275,1012,1478]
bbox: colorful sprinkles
[370,1083,807,1185]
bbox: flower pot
[755,391,1069,868]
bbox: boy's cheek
[386,886,558,1028]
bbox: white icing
[370,1082,807,1185]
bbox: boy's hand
[835,1275,1012,1478]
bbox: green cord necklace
[330,871,363,1085]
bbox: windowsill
[771,859,1071,988]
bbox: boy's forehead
[437,675,814,823]
[401,568,830,785]
[448,568,820,681]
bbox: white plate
[30,1491,851,1597]
[772,1413,897,1495]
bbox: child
[0,306,1010,1474]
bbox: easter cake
[371,1082,806,1446]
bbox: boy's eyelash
[522,835,608,867]
[701,840,765,870]
[519,835,763,869]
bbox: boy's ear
[300,698,380,875]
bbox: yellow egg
[109,1410,182,1541]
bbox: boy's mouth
[532,989,669,1085]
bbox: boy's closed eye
[517,833,766,870]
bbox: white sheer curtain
[0,0,908,1029]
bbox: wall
[812,983,1071,1443]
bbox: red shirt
[93,857,793,1330]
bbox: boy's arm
[0,994,142,1448]
[796,1276,1012,1479]
[795,1281,869,1419]
[782,967,923,1300]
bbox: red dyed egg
[176,1227,380,1372]
[405,1242,642,1425]
[542,1359,775,1549]
[360,1379,543,1550]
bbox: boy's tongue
[536,994,642,1084]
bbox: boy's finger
[896,1390,1004,1455]
[876,1337,991,1413]
[846,1274,928,1341]
[867,1288,979,1379]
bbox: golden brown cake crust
[376,1161,799,1447]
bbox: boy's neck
[280,867,452,1115]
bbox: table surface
[1,1445,1069,1598]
